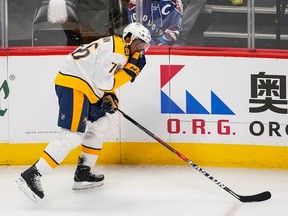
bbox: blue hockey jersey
[128,0,183,45]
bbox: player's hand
[100,93,118,114]
[123,51,146,82]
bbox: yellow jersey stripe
[113,35,130,59]
[71,89,84,131]
[54,72,100,103]
[111,70,132,90]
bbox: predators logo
[124,47,130,56]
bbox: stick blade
[239,191,271,203]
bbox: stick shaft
[116,109,229,190]
[116,108,271,202]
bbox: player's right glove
[123,51,146,82]
[100,92,119,114]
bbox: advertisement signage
[164,56,288,145]
[0,57,9,143]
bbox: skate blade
[72,181,104,190]
[15,177,41,204]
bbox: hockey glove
[123,51,146,82]
[100,92,119,114]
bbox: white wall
[0,52,287,146]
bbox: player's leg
[73,101,110,190]
[15,86,89,202]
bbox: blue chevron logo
[160,64,235,115]
[161,91,185,113]
[161,90,235,115]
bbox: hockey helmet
[122,22,151,51]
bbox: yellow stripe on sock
[82,145,101,156]
[41,151,58,169]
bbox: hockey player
[15,22,151,203]
[128,0,183,45]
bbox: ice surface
[0,165,287,216]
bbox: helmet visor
[134,39,150,52]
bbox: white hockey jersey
[54,35,131,103]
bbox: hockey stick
[116,108,271,203]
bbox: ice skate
[15,165,44,203]
[72,157,104,190]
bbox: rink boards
[0,47,288,168]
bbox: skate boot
[72,157,104,190]
[15,165,44,203]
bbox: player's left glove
[100,92,119,114]
[123,51,146,82]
